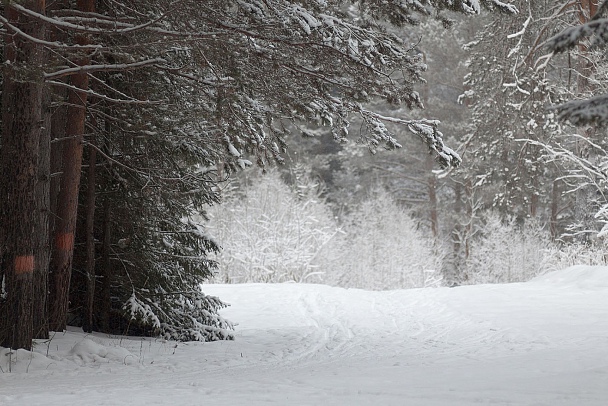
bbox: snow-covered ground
[1,265,608,405]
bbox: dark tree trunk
[0,0,47,350]
[99,200,112,332]
[33,87,52,340]
[49,0,96,332]
[50,92,66,239]
[82,143,97,333]
[48,1,67,238]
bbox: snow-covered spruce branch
[279,63,359,92]
[87,72,155,104]
[11,3,223,38]
[52,0,187,34]
[485,0,519,14]
[154,65,224,88]
[82,141,152,178]
[12,3,146,34]
[196,11,406,77]
[0,14,103,50]
[47,80,162,105]
[197,1,423,76]
[45,59,166,80]
[545,16,608,53]
[548,94,608,127]
[353,107,461,168]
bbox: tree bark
[572,0,599,241]
[0,0,47,350]
[33,86,52,340]
[99,200,112,332]
[82,142,97,333]
[49,0,96,332]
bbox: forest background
[207,0,608,287]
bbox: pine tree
[0,0,47,351]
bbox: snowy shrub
[462,213,552,284]
[540,240,608,273]
[318,188,443,290]
[205,170,340,283]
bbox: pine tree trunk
[34,87,52,340]
[49,0,96,332]
[99,200,112,332]
[571,0,599,241]
[83,143,97,333]
[0,0,47,350]
[50,94,66,239]
[48,0,67,237]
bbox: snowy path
[1,266,608,405]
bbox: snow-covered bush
[206,170,340,283]
[462,213,551,284]
[318,188,443,290]
[540,240,608,273]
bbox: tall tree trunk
[572,0,599,241]
[82,142,97,333]
[34,87,52,340]
[48,1,68,238]
[49,0,96,331]
[50,92,66,241]
[0,0,47,350]
[99,200,112,332]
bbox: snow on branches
[545,0,608,127]
[550,94,608,127]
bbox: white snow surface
[2,265,608,405]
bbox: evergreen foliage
[545,1,608,126]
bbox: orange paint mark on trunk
[14,255,35,275]
[55,232,74,251]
